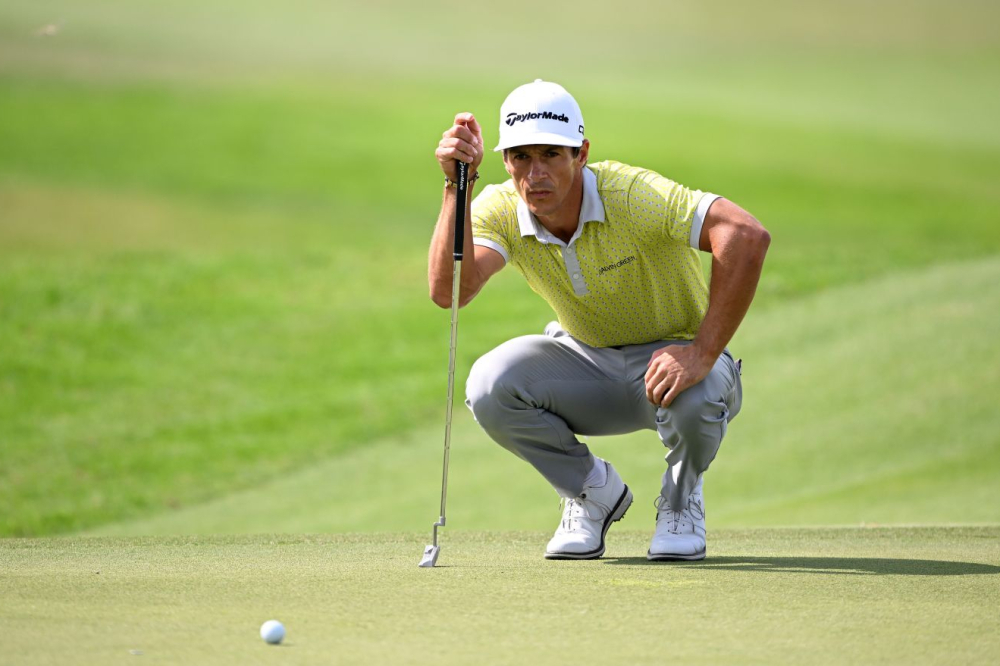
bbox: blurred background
[1,0,998,538]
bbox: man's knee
[465,337,539,427]
[656,379,731,448]
[465,352,503,426]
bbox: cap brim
[494,132,584,152]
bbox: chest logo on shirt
[598,255,637,276]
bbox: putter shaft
[422,161,468,566]
[433,256,461,547]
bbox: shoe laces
[558,494,595,531]
[654,495,704,533]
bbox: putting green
[3,528,998,665]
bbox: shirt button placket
[563,246,589,297]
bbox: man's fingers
[454,113,481,144]
[464,114,482,135]
[645,369,668,404]
[437,137,478,164]
[437,113,484,180]
[648,377,672,406]
[453,113,484,150]
[454,112,481,133]
[644,345,712,407]
[659,384,681,408]
[440,124,482,162]
[645,359,685,406]
[444,136,477,159]
[443,125,478,145]
[466,119,483,146]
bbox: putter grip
[454,161,468,259]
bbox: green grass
[3,528,999,665]
[2,1,1000,663]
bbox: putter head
[418,544,440,568]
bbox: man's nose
[528,158,547,181]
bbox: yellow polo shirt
[471,160,718,347]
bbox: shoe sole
[545,485,633,560]
[646,546,706,562]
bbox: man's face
[503,142,590,220]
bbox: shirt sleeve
[628,170,716,249]
[471,184,512,264]
[690,193,721,250]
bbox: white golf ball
[260,620,285,645]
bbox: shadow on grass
[602,556,1000,576]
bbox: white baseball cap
[494,79,585,152]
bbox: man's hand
[436,113,484,181]
[645,344,716,408]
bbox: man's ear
[578,139,590,167]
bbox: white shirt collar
[516,166,605,246]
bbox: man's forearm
[428,181,480,308]
[692,224,770,361]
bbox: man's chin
[526,201,556,219]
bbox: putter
[419,160,469,568]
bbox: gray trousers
[465,323,743,508]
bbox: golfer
[429,80,769,560]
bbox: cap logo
[505,110,570,127]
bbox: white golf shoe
[545,461,633,560]
[647,476,706,561]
